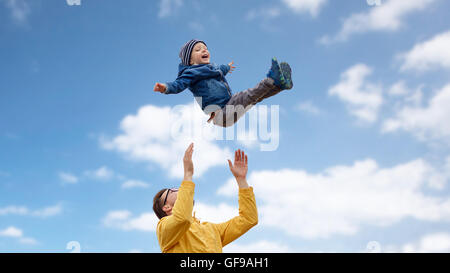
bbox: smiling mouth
[202,54,209,59]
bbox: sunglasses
[162,188,179,206]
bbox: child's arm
[154,83,167,93]
[219,61,236,76]
[154,69,196,94]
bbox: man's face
[160,188,195,217]
[163,188,178,208]
[190,42,210,65]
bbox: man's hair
[153,189,167,219]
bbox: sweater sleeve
[156,181,195,252]
[164,69,196,94]
[214,187,258,247]
[219,64,231,76]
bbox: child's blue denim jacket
[164,63,232,114]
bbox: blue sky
[1,0,450,253]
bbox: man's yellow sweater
[156,180,258,253]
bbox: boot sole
[280,62,293,90]
[270,57,286,87]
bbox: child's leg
[256,61,292,103]
[213,78,278,127]
[229,77,277,107]
[212,60,292,127]
[255,80,283,103]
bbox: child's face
[190,42,210,65]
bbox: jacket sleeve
[213,187,258,247]
[156,181,195,252]
[164,69,196,94]
[219,64,231,76]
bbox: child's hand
[228,61,236,73]
[153,83,167,93]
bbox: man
[152,143,258,253]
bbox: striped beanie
[179,39,207,66]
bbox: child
[154,39,293,127]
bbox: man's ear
[162,204,172,214]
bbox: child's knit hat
[179,39,207,66]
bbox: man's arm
[157,181,195,252]
[214,149,258,247]
[157,143,195,252]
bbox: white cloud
[31,204,63,218]
[282,0,327,17]
[388,81,410,97]
[3,0,31,25]
[328,64,383,123]
[0,226,37,245]
[246,6,281,21]
[402,232,450,252]
[104,210,131,222]
[18,237,38,245]
[218,157,450,239]
[231,105,280,152]
[224,240,290,253]
[101,103,232,179]
[384,232,450,252]
[0,205,28,216]
[244,5,283,32]
[158,0,183,18]
[58,172,78,184]
[234,107,260,149]
[188,22,205,33]
[84,166,115,181]
[320,0,437,44]
[237,129,259,150]
[399,30,450,72]
[387,80,411,97]
[102,210,158,232]
[0,226,22,237]
[382,84,450,144]
[121,179,150,189]
[297,101,321,115]
[128,249,143,253]
[386,81,424,106]
[0,204,62,218]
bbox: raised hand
[154,82,167,93]
[183,143,194,181]
[228,61,236,73]
[227,149,248,183]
